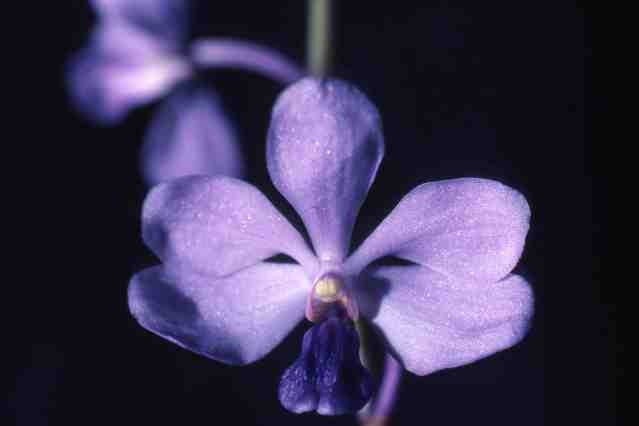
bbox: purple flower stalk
[67,0,303,185]
[128,78,534,415]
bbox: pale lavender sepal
[141,85,244,186]
[142,175,318,278]
[93,22,171,57]
[66,24,190,124]
[267,78,384,262]
[91,0,189,45]
[346,178,530,282]
[128,262,310,365]
[355,265,533,376]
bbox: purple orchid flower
[67,0,303,185]
[128,78,533,415]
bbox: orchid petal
[267,78,384,262]
[128,262,310,365]
[279,318,374,415]
[91,0,189,45]
[141,85,244,186]
[355,266,533,376]
[92,22,172,58]
[346,178,530,282]
[142,175,317,277]
[66,24,189,124]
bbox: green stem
[306,0,333,77]
[356,318,384,378]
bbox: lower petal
[128,262,310,365]
[356,266,533,376]
[141,85,244,186]
[279,318,374,415]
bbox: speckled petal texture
[142,175,317,277]
[141,85,243,186]
[66,24,189,124]
[346,178,530,282]
[267,78,384,262]
[355,266,533,375]
[128,263,310,364]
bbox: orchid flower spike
[129,78,534,415]
[66,0,304,185]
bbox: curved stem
[307,0,333,77]
[370,355,402,421]
[358,355,402,425]
[190,38,304,84]
[356,318,402,425]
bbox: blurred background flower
[66,0,303,186]
[139,83,244,185]
[66,0,192,124]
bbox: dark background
[9,1,607,425]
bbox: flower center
[306,271,359,322]
[284,269,372,415]
[314,274,342,302]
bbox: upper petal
[142,175,317,277]
[91,0,189,46]
[355,265,533,376]
[128,262,310,364]
[141,84,244,186]
[92,22,172,58]
[346,178,530,282]
[267,78,384,262]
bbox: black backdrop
[9,1,607,425]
